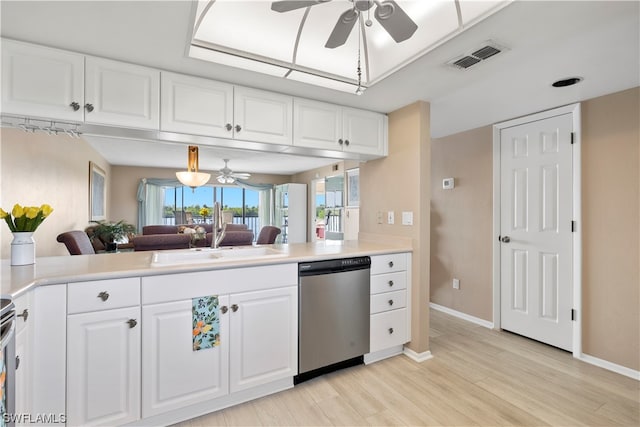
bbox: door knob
[501,236,511,243]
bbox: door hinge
[571,132,575,144]
[571,309,577,321]
[571,220,576,232]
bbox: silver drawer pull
[388,280,394,287]
[221,306,229,314]
[17,309,29,322]
[127,319,137,328]
[388,261,394,268]
[388,300,394,306]
[98,291,110,301]
[15,355,20,370]
[388,328,394,334]
[231,304,239,312]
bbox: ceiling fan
[216,159,251,184]
[271,0,418,48]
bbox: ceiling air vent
[447,41,506,70]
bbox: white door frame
[492,103,582,358]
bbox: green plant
[91,220,136,243]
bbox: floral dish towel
[192,295,220,351]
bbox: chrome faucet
[211,201,227,249]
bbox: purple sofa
[132,223,254,251]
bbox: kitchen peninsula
[2,240,412,426]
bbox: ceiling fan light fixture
[176,145,211,190]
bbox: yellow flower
[26,207,39,219]
[0,208,8,219]
[40,204,53,217]
[202,324,212,333]
[12,204,24,218]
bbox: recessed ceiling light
[552,77,583,87]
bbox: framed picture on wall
[89,161,106,221]
[347,168,360,207]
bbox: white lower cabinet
[67,306,141,426]
[229,287,297,393]
[366,253,411,362]
[14,294,31,426]
[141,297,230,418]
[141,284,297,419]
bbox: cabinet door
[67,306,141,426]
[142,297,229,418]
[234,86,293,145]
[85,57,160,129]
[14,293,31,425]
[342,107,386,155]
[1,39,84,121]
[229,286,297,393]
[293,98,342,150]
[160,72,234,138]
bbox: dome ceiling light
[176,145,211,190]
[189,0,512,94]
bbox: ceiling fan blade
[231,173,251,179]
[374,0,418,43]
[325,8,359,48]
[271,0,331,13]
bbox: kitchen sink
[150,246,287,267]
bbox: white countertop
[1,240,412,298]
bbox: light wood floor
[175,309,639,426]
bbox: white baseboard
[429,302,494,329]
[403,347,433,363]
[578,353,640,381]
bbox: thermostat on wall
[443,178,455,190]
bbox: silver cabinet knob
[70,102,80,111]
[344,139,350,146]
[388,280,394,287]
[127,319,137,328]
[338,139,344,145]
[231,304,239,312]
[17,309,28,322]
[98,291,109,301]
[85,103,94,112]
[235,125,242,132]
[225,123,232,131]
[221,305,228,314]
[15,355,20,370]
[388,328,394,334]
[501,236,511,243]
[388,261,394,268]
[388,300,394,306]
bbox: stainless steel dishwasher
[296,256,370,383]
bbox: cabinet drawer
[370,253,407,275]
[370,271,406,294]
[13,293,29,333]
[371,290,406,314]
[370,309,407,353]
[68,278,140,314]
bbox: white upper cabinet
[342,107,386,156]
[234,86,293,145]
[160,72,234,138]
[1,39,84,122]
[293,98,387,156]
[85,57,160,129]
[293,98,342,151]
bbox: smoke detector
[447,41,507,70]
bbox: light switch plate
[377,211,383,224]
[443,178,455,190]
[402,211,413,225]
[387,211,394,224]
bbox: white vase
[11,232,35,266]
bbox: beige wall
[111,165,292,230]
[582,87,639,371]
[428,87,640,371]
[360,101,431,353]
[0,129,110,257]
[430,126,493,321]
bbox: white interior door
[500,113,573,351]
